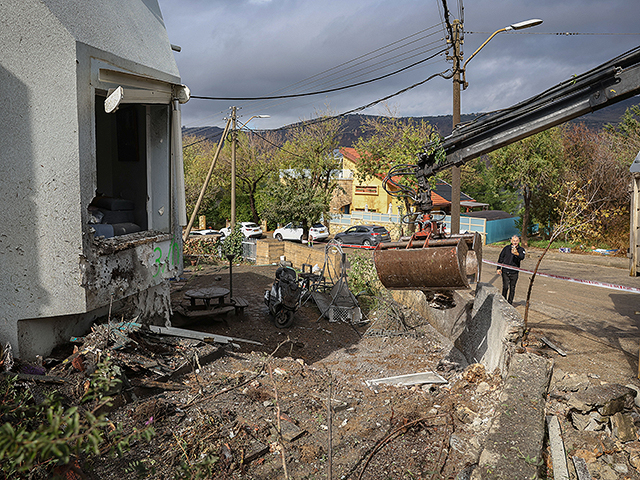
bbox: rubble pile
[547,370,640,478]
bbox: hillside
[183,95,640,148]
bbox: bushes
[0,356,154,478]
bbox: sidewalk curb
[474,352,553,479]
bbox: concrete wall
[391,283,524,375]
[0,2,87,355]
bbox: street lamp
[230,108,270,228]
[450,18,542,234]
[462,19,543,89]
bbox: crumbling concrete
[393,283,524,375]
[473,353,552,479]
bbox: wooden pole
[183,118,232,241]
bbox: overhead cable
[191,48,448,101]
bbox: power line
[187,23,447,125]
[466,31,640,36]
[186,68,452,149]
[191,48,448,101]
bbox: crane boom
[423,45,640,176]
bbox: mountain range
[183,95,640,148]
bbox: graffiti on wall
[152,239,180,278]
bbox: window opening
[93,95,171,239]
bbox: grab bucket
[373,233,482,291]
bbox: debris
[129,378,188,391]
[572,456,593,480]
[245,440,270,463]
[275,418,306,442]
[541,336,567,356]
[365,371,447,387]
[567,384,636,414]
[611,412,638,442]
[462,363,486,383]
[546,416,569,480]
[1,371,67,384]
[149,325,262,346]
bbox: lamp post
[230,108,270,228]
[450,18,542,234]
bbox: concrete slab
[365,371,447,387]
[547,415,570,480]
[475,353,552,479]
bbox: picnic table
[183,287,230,309]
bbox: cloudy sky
[158,0,640,131]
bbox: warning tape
[336,243,376,250]
[483,259,640,294]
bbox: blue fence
[331,212,520,244]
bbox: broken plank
[541,336,567,357]
[547,416,569,480]
[1,371,67,384]
[129,378,188,391]
[365,371,447,387]
[272,419,306,442]
[572,456,593,480]
[149,325,262,346]
[244,440,270,462]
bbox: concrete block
[477,353,552,479]
[455,283,524,375]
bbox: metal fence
[241,238,257,261]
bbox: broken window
[93,95,171,238]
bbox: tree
[354,111,441,221]
[216,130,282,225]
[182,134,225,228]
[487,128,564,245]
[560,123,629,249]
[261,113,343,238]
[459,157,520,213]
[523,180,606,330]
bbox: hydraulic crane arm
[375,46,640,294]
[423,45,640,177]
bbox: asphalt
[482,243,629,270]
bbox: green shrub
[0,356,154,477]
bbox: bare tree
[523,180,603,330]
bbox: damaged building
[0,0,189,360]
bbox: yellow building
[334,147,406,215]
[333,147,482,216]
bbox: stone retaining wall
[256,239,340,273]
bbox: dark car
[333,225,391,246]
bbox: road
[480,245,640,384]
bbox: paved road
[480,245,640,383]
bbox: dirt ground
[44,262,505,480]
[20,249,640,479]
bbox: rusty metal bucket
[373,233,482,291]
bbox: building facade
[1,0,188,359]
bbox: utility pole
[230,106,237,228]
[451,19,463,234]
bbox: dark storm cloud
[159,0,640,130]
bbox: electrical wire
[214,68,453,160]
[191,48,448,101]
[466,31,640,36]
[241,42,445,120]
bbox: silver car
[333,225,391,246]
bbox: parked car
[190,229,220,236]
[333,225,391,246]
[220,222,263,239]
[273,222,329,242]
